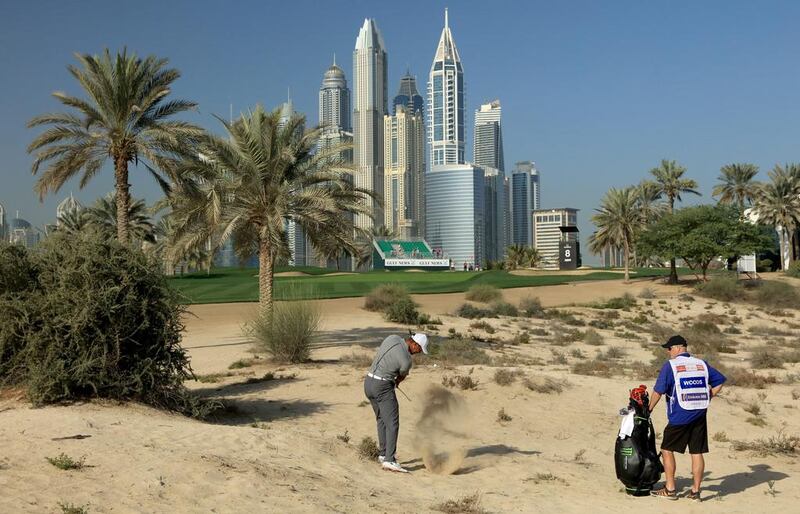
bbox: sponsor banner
[676,364,705,373]
[682,392,709,402]
[679,376,708,389]
[384,258,450,267]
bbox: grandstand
[372,239,451,271]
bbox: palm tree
[87,193,156,243]
[633,180,667,266]
[505,244,527,271]
[523,247,543,268]
[356,225,395,269]
[169,105,372,316]
[27,49,202,244]
[649,159,701,283]
[590,187,639,282]
[713,163,760,210]
[753,164,800,270]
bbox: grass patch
[433,493,486,514]
[731,431,800,456]
[228,358,258,370]
[748,325,792,337]
[465,284,502,303]
[593,293,636,310]
[341,352,373,368]
[46,453,85,471]
[552,327,583,346]
[572,359,612,377]
[195,372,235,383]
[547,309,586,326]
[754,280,800,309]
[697,274,744,302]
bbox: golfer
[649,335,726,501]
[364,333,429,473]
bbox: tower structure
[353,18,388,232]
[319,56,351,132]
[474,100,504,172]
[510,161,540,246]
[428,9,465,167]
[393,72,424,116]
[384,104,425,239]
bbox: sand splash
[414,385,471,475]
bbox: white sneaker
[378,455,386,463]
[381,461,409,473]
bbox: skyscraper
[474,100,504,172]
[484,167,509,262]
[353,18,388,232]
[510,161,540,246]
[384,104,425,239]
[392,72,424,116]
[56,193,81,226]
[0,202,6,242]
[278,98,308,266]
[319,57,351,132]
[428,8,465,166]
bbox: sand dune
[3,277,800,513]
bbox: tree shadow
[701,464,789,500]
[194,375,305,398]
[466,444,541,458]
[211,398,329,426]
[313,327,404,350]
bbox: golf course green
[169,266,673,304]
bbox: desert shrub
[58,502,89,514]
[570,348,586,359]
[638,287,656,299]
[470,321,495,333]
[582,328,604,346]
[442,374,479,390]
[723,326,742,335]
[228,358,257,370]
[713,431,730,442]
[748,325,790,336]
[248,300,320,363]
[696,273,743,302]
[731,431,800,456]
[465,284,502,303]
[384,296,420,324]
[550,351,568,365]
[364,284,409,312]
[787,261,800,279]
[357,436,380,460]
[491,300,519,317]
[456,303,495,319]
[594,293,636,310]
[46,453,86,471]
[547,309,586,326]
[530,328,549,337]
[421,338,491,366]
[511,332,531,345]
[751,350,784,369]
[722,366,778,389]
[692,319,721,334]
[497,408,512,422]
[552,327,583,345]
[589,318,615,330]
[572,359,612,377]
[520,296,545,317]
[598,347,627,360]
[341,352,373,367]
[0,233,214,416]
[523,376,568,394]
[494,368,523,386]
[434,493,486,514]
[0,243,38,293]
[754,280,800,309]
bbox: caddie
[649,335,726,501]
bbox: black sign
[559,241,578,270]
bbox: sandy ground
[2,276,800,513]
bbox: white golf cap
[411,333,429,354]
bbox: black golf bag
[614,385,663,496]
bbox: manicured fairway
[169,266,672,304]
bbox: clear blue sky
[2,0,799,262]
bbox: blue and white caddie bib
[668,355,710,410]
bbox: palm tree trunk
[668,197,677,284]
[258,237,275,318]
[623,239,630,282]
[114,154,131,244]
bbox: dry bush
[582,328,604,346]
[46,453,85,471]
[696,274,744,302]
[442,374,479,391]
[638,287,656,299]
[570,348,586,359]
[470,321,495,333]
[713,431,729,442]
[456,303,495,319]
[511,332,531,345]
[434,493,486,514]
[754,281,800,309]
[722,366,778,389]
[593,293,636,310]
[228,358,258,370]
[248,300,319,363]
[497,408,512,422]
[420,338,491,366]
[357,436,380,460]
[58,502,89,514]
[466,284,502,303]
[494,368,523,386]
[523,376,567,394]
[572,359,612,377]
[336,430,351,443]
[743,402,761,415]
[792,390,800,400]
[748,325,791,337]
[341,352,373,368]
[520,296,546,317]
[598,346,627,360]
[364,284,409,312]
[491,300,519,317]
[552,327,583,346]
[547,309,587,326]
[751,350,783,369]
[549,351,568,365]
[731,431,800,456]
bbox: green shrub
[465,284,502,303]
[357,436,380,460]
[696,273,743,302]
[46,453,86,471]
[0,243,38,294]
[384,296,420,324]
[491,300,519,317]
[786,261,800,279]
[364,284,410,312]
[754,280,800,309]
[594,293,636,309]
[0,233,213,416]
[520,296,545,317]
[248,300,320,363]
[456,303,495,319]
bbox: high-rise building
[393,72,424,116]
[278,99,310,267]
[0,202,6,242]
[428,9,465,167]
[510,161,540,246]
[353,18,388,232]
[533,208,579,270]
[319,57,351,132]
[384,104,425,239]
[426,164,484,268]
[56,193,81,226]
[483,167,509,263]
[9,215,38,248]
[474,100,504,172]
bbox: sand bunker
[414,385,471,475]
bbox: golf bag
[614,385,663,496]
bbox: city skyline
[3,1,799,264]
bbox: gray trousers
[364,376,399,462]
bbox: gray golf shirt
[369,335,412,381]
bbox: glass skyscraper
[474,100,504,172]
[511,161,540,246]
[428,9,465,167]
[393,72,424,117]
[319,57,351,132]
[353,18,388,232]
[0,202,6,242]
[384,103,425,239]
